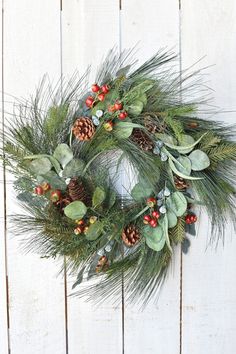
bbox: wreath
[2,49,236,305]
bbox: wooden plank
[121,1,181,353]
[61,1,123,353]
[3,1,66,353]
[0,1,9,352]
[181,1,236,353]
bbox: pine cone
[96,256,109,273]
[131,128,154,151]
[72,117,95,141]
[144,114,166,133]
[174,176,189,190]
[122,224,140,247]
[67,177,91,205]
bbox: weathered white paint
[181,1,236,353]
[2,1,66,354]
[0,1,236,353]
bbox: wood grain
[181,1,236,353]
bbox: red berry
[50,190,62,203]
[85,96,94,107]
[147,197,157,208]
[34,185,44,195]
[103,120,114,132]
[118,111,128,120]
[91,83,100,92]
[193,215,197,222]
[108,105,115,113]
[98,93,106,102]
[101,84,109,94]
[114,101,123,111]
[149,219,158,228]
[143,215,151,224]
[152,210,160,219]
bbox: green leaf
[174,156,191,176]
[159,214,172,251]
[130,80,155,93]
[138,93,147,106]
[188,149,210,171]
[131,183,153,201]
[48,156,62,174]
[127,100,144,116]
[116,65,131,77]
[92,187,106,207]
[64,201,87,220]
[163,133,207,154]
[53,144,73,168]
[144,225,165,252]
[38,171,67,190]
[29,157,52,175]
[168,159,202,180]
[85,221,103,241]
[107,190,116,209]
[156,133,177,145]
[62,158,85,178]
[166,191,187,217]
[166,209,178,228]
[45,104,69,135]
[113,122,142,140]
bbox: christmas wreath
[2,49,236,305]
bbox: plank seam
[1,0,11,352]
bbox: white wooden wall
[0,1,236,353]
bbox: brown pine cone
[67,177,91,205]
[174,176,189,190]
[144,114,166,133]
[96,256,109,273]
[131,128,154,151]
[122,224,140,247]
[72,117,95,141]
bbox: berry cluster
[185,213,197,224]
[143,197,160,228]
[74,215,98,235]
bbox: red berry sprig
[34,185,44,195]
[85,96,95,108]
[91,83,100,92]
[114,101,123,111]
[185,213,197,224]
[101,84,110,94]
[146,197,157,208]
[118,111,128,120]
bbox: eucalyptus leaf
[166,191,187,217]
[92,187,106,207]
[62,158,85,178]
[113,122,142,140]
[107,190,116,209]
[85,221,103,241]
[39,171,67,190]
[159,214,172,251]
[163,133,207,154]
[53,144,73,168]
[131,183,153,201]
[127,100,144,116]
[174,156,192,176]
[188,149,210,171]
[144,225,165,252]
[166,209,178,228]
[29,157,52,175]
[64,201,87,220]
[168,159,203,180]
[116,65,131,77]
[156,133,177,145]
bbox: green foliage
[166,192,187,217]
[144,225,166,251]
[92,187,106,207]
[64,201,87,220]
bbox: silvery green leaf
[156,133,177,145]
[156,140,164,148]
[166,209,178,228]
[188,149,210,171]
[174,156,192,176]
[144,225,165,252]
[161,152,168,161]
[166,191,187,217]
[92,116,100,126]
[158,190,164,198]
[29,157,52,175]
[159,205,167,214]
[162,132,207,154]
[157,199,163,206]
[96,110,103,118]
[168,159,203,180]
[164,187,171,197]
[53,143,73,168]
